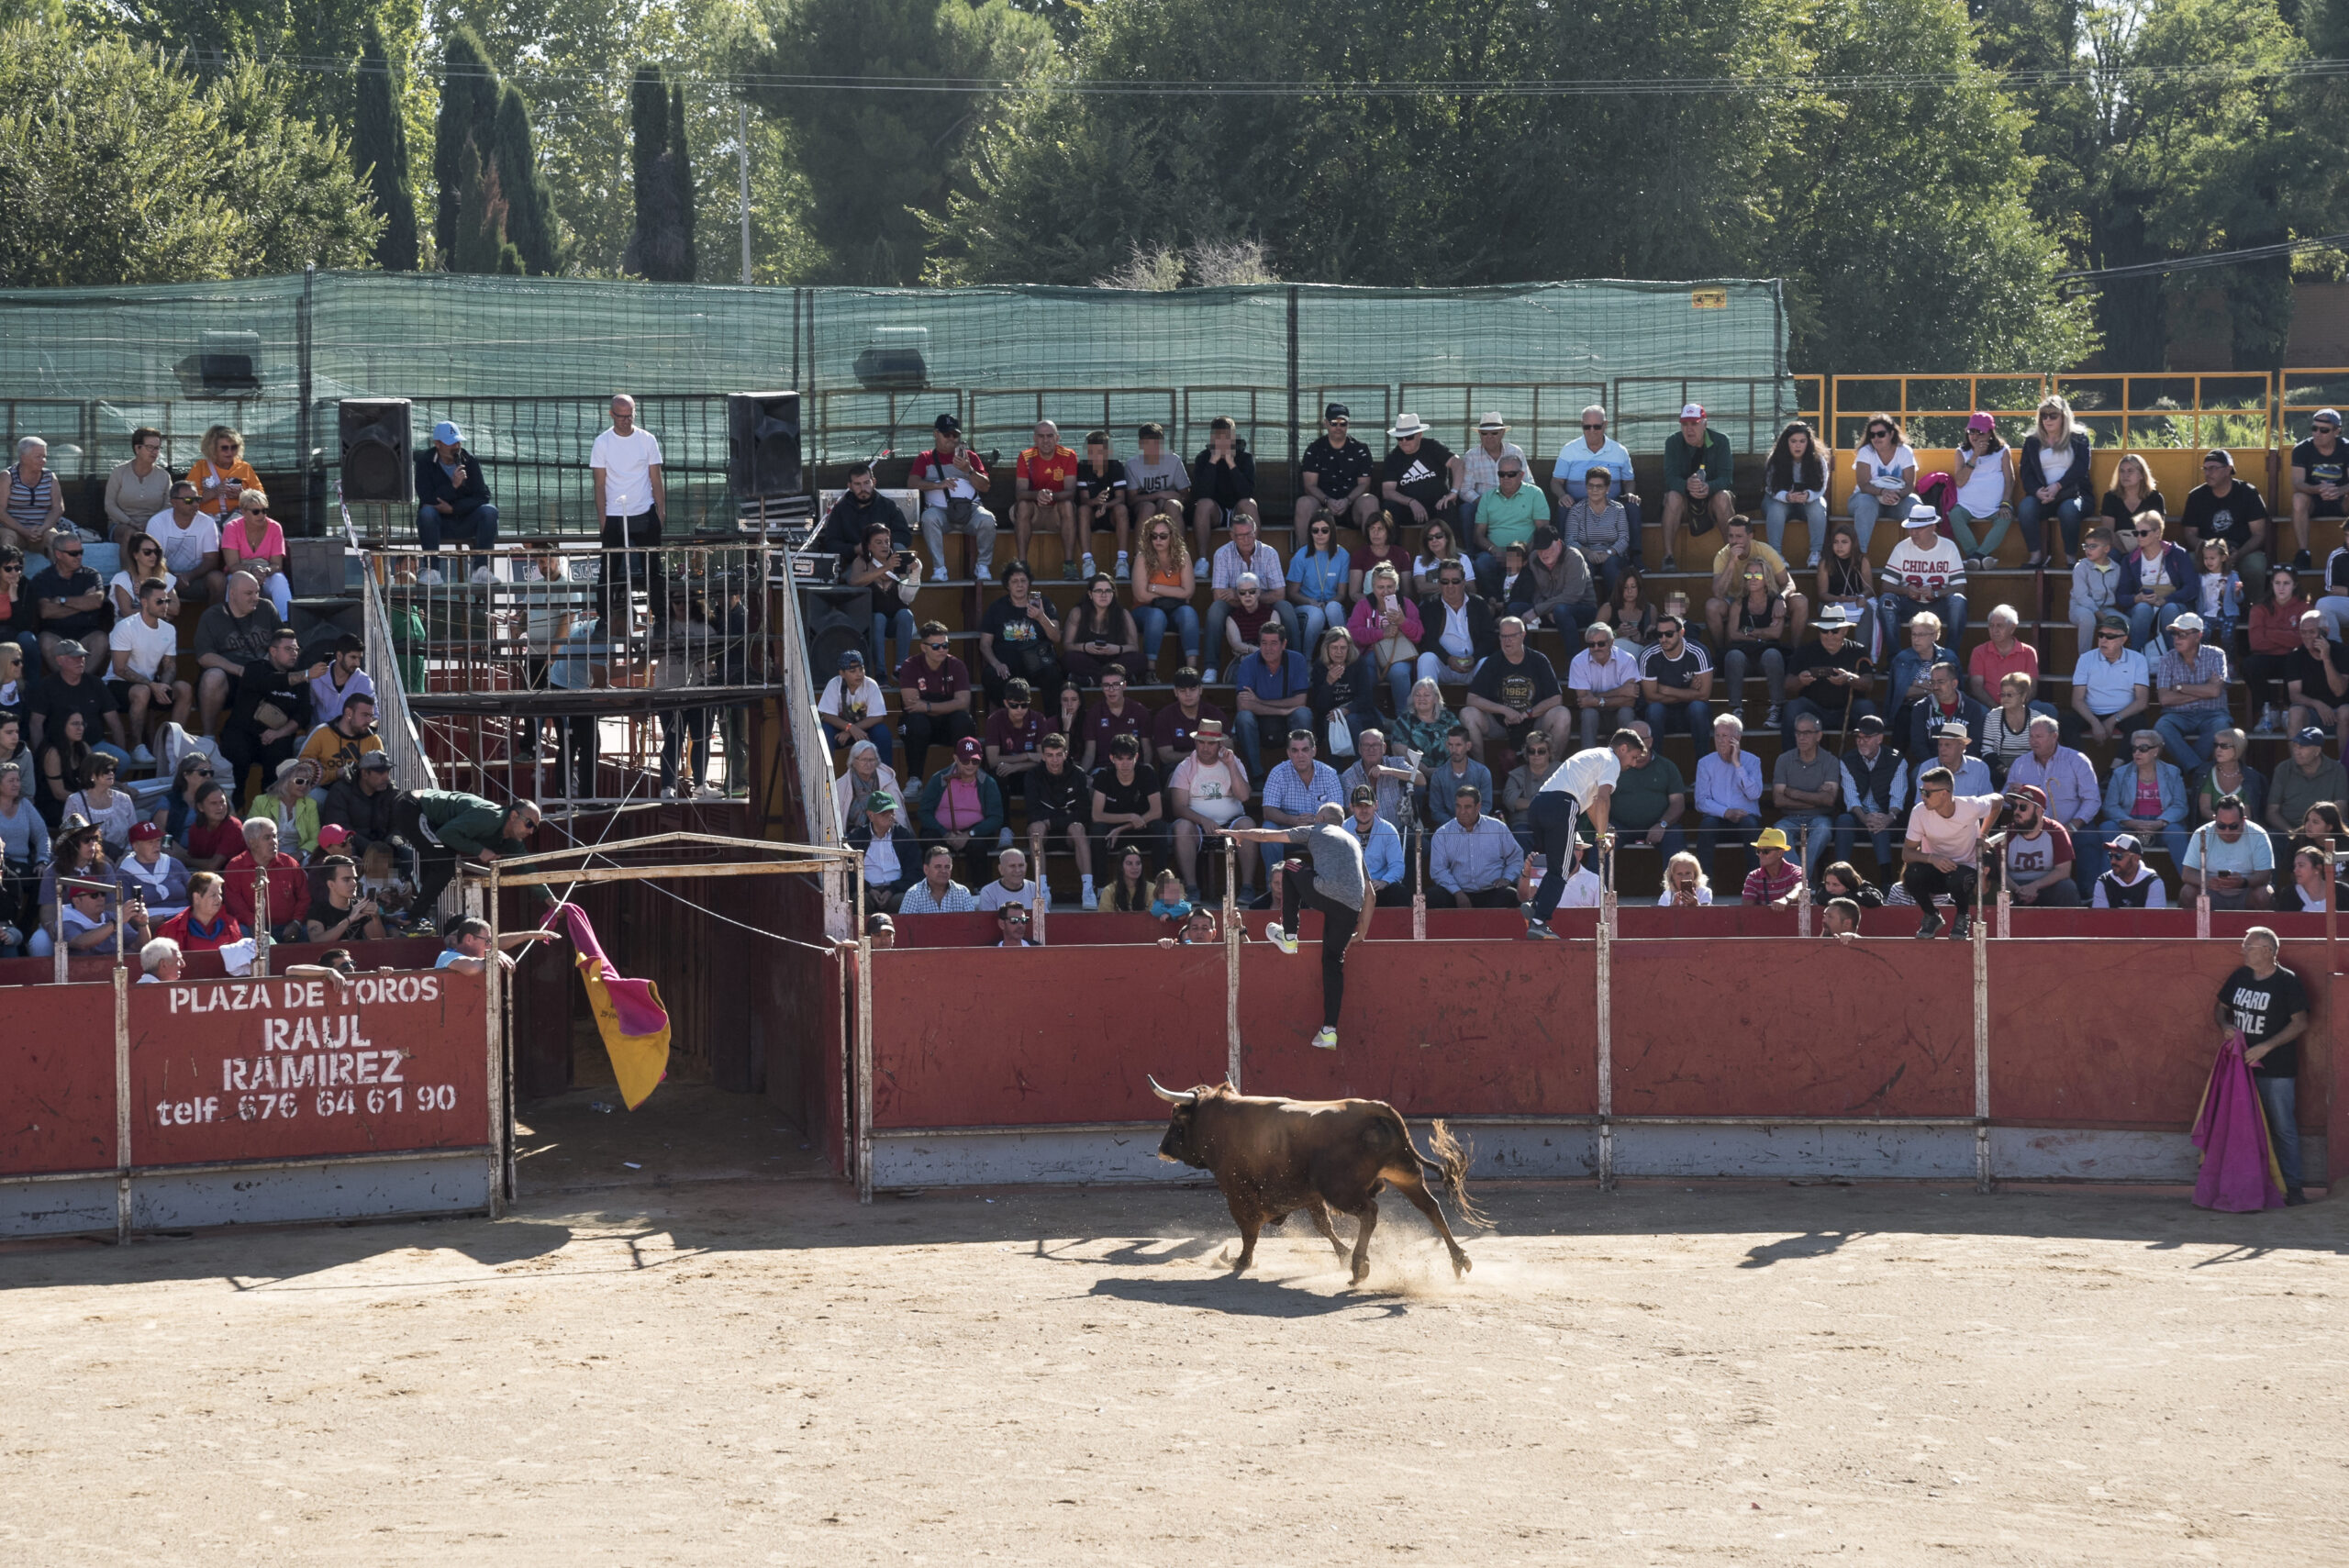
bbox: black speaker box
[729,391,804,503]
[802,588,869,675]
[340,398,414,504]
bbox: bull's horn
[1147,1075,1197,1106]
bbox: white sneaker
[1310,1027,1338,1051]
[1080,875,1096,905]
[974,562,994,584]
[693,784,726,801]
[1114,551,1129,576]
[471,564,495,584]
[130,744,154,765]
[417,568,445,585]
[1081,552,1097,578]
[1201,666,1219,684]
[1765,703,1784,728]
[1267,924,1298,955]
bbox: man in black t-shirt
[1462,615,1568,762]
[2181,450,2272,589]
[2214,926,2311,1203]
[30,639,125,756]
[2282,611,2349,749]
[1780,606,1876,748]
[1071,431,1130,576]
[1381,415,1463,528]
[2289,408,2347,569]
[223,625,322,805]
[1295,404,1380,533]
[1088,733,1168,869]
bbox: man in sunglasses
[991,901,1039,948]
[1469,443,1544,595]
[148,482,227,604]
[2065,614,2150,748]
[1550,404,1641,562]
[2182,795,2275,910]
[1902,763,2006,940]
[2289,407,2347,572]
[29,534,109,674]
[1294,404,1378,533]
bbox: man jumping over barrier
[1217,803,1371,1051]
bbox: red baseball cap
[129,821,162,842]
[955,738,984,762]
[318,824,353,847]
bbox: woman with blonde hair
[221,484,291,615]
[1347,559,1423,712]
[257,758,322,862]
[185,425,258,519]
[2019,394,2093,566]
[1129,514,1198,669]
[2098,451,2165,543]
[1657,850,1712,906]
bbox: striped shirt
[6,464,55,535]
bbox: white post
[484,863,507,1217]
[113,962,130,1240]
[1795,855,1810,938]
[855,936,874,1203]
[2195,824,2212,940]
[1411,823,1427,941]
[1595,866,1614,1192]
[1224,835,1241,1090]
[1974,836,1991,1193]
[253,870,271,977]
[737,101,753,286]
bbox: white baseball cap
[1678,403,1706,420]
[2172,612,2206,632]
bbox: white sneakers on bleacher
[1080,552,1097,578]
[975,563,994,584]
[417,568,445,585]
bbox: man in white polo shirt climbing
[1523,726,1643,938]
[1901,762,2007,940]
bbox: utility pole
[738,100,752,285]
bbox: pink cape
[2189,1032,2287,1213]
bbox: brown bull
[1150,1077,1486,1284]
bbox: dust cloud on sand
[4,1179,2347,1564]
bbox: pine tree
[352,16,418,272]
[433,28,497,267]
[667,80,696,283]
[492,81,561,275]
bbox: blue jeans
[2128,600,2188,653]
[1204,598,1301,672]
[1780,812,1835,883]
[1643,698,1710,742]
[2254,1073,2302,1190]
[1848,492,1900,557]
[1233,705,1311,779]
[417,501,498,553]
[872,606,916,672]
[829,721,896,771]
[1882,591,1967,646]
[1764,495,1828,560]
[1291,600,1336,657]
[1381,650,1417,714]
[2156,708,2225,773]
[1834,812,1897,870]
[1781,695,1876,748]
[1135,603,1202,666]
[2017,495,2083,558]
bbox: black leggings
[1281,862,1358,1029]
[1530,790,1581,921]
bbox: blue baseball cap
[431,420,462,445]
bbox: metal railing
[366,539,785,808]
[1826,372,2274,452]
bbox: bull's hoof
[1349,1263,1370,1285]
[1451,1252,1473,1279]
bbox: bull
[1149,1077,1485,1284]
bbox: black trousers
[598,509,662,626]
[220,723,300,807]
[1900,859,1981,917]
[1281,862,1360,1029]
[899,708,978,776]
[1529,789,1581,921]
[1427,884,1521,908]
[395,796,463,917]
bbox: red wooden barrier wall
[869,943,1230,1128]
[0,983,117,1176]
[1610,939,1975,1118]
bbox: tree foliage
[626,62,698,280]
[933,0,2090,371]
[355,15,421,271]
[0,22,379,287]
[736,0,1057,283]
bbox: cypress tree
[353,17,418,272]
[629,61,665,275]
[667,81,696,283]
[492,82,561,275]
[433,28,497,267]
[451,139,504,274]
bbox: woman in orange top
[185,425,260,519]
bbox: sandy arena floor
[5,1175,2347,1564]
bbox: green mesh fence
[0,271,1790,536]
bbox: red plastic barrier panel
[1239,939,1598,1116]
[0,982,117,1176]
[128,970,491,1167]
[869,943,1230,1129]
[1609,938,1975,1118]
[1987,940,2332,1133]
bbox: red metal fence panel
[0,982,117,1177]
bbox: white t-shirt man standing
[590,394,666,536]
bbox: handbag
[1327,707,1355,757]
[1375,633,1418,667]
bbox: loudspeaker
[340,398,414,504]
[729,391,804,503]
[802,588,868,675]
[197,330,262,390]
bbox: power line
[236,51,2349,99]
[2056,230,2349,286]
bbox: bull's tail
[1414,1119,1489,1231]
